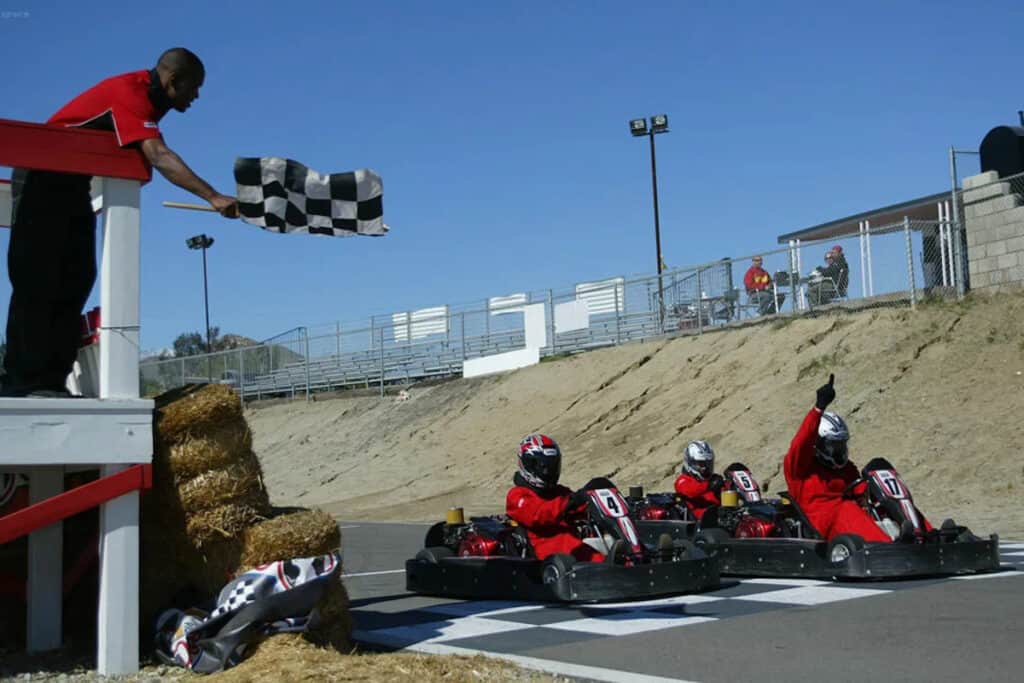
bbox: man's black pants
[4,170,96,393]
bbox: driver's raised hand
[815,373,836,411]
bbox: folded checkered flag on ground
[234,157,386,237]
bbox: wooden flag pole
[162,201,216,212]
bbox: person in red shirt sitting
[506,434,609,563]
[743,255,783,315]
[783,374,933,543]
[673,440,726,520]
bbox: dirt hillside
[247,291,1024,537]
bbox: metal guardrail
[141,219,963,402]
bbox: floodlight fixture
[629,118,648,137]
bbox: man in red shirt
[743,255,782,315]
[783,375,930,542]
[673,440,725,520]
[3,48,238,397]
[505,434,606,562]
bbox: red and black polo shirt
[47,69,170,148]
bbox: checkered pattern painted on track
[354,541,1024,654]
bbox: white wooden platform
[0,398,153,467]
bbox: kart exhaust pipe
[446,507,465,525]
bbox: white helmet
[682,440,715,481]
[816,412,849,469]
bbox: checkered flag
[234,157,387,237]
[210,576,261,619]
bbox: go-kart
[405,484,720,602]
[628,460,1001,580]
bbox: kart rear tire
[416,546,455,564]
[542,553,577,585]
[695,528,731,548]
[424,522,447,548]
[828,534,865,563]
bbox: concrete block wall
[963,171,1024,290]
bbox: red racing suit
[783,407,894,542]
[506,483,604,562]
[673,474,720,520]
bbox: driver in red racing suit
[506,434,608,562]
[673,440,726,520]
[784,374,931,542]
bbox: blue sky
[1,1,1017,351]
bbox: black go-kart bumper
[638,519,1002,580]
[702,535,1002,579]
[405,553,720,602]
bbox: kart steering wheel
[842,477,866,500]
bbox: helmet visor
[522,451,561,486]
[821,440,848,468]
[692,459,713,480]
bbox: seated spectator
[743,255,784,315]
[808,247,848,306]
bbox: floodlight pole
[648,130,665,329]
[187,234,215,381]
[201,245,211,354]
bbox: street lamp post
[186,234,215,380]
[630,114,670,329]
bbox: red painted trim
[0,118,150,182]
[0,464,152,545]
[0,179,10,185]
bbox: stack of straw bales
[142,384,350,652]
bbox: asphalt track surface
[340,521,1024,683]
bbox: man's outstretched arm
[140,138,238,217]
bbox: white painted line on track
[951,569,1023,581]
[342,569,406,578]
[357,634,698,683]
[415,643,698,683]
[339,525,361,529]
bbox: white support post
[865,220,875,296]
[99,178,141,399]
[937,203,949,288]
[859,221,867,297]
[944,200,956,289]
[27,467,63,652]
[96,177,141,675]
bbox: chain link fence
[141,217,968,402]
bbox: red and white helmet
[517,434,562,489]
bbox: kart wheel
[542,554,576,585]
[415,546,455,564]
[828,534,865,563]
[424,522,447,548]
[695,528,731,548]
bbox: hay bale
[237,508,351,653]
[177,453,269,514]
[186,503,271,548]
[306,577,352,652]
[162,421,253,481]
[154,384,245,447]
[238,509,340,569]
